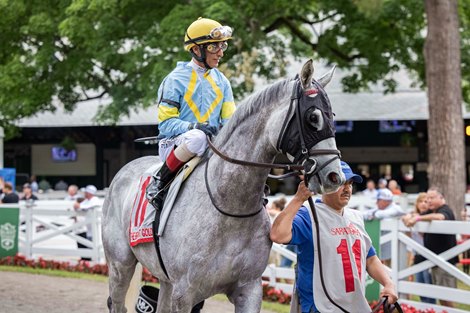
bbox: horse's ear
[300,59,314,90]
[317,65,336,88]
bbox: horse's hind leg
[228,278,263,313]
[104,232,138,313]
[107,258,138,313]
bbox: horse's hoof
[107,296,112,311]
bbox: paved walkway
[0,271,277,313]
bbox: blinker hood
[277,80,336,164]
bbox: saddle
[151,157,202,278]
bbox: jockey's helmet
[184,17,232,51]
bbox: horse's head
[277,60,345,194]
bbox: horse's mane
[217,78,293,143]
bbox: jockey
[146,17,236,210]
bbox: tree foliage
[0,0,469,138]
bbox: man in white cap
[364,188,405,266]
[364,188,405,220]
[73,185,101,260]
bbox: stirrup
[150,190,166,211]
[145,179,159,202]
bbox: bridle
[205,78,341,218]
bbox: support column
[0,127,4,168]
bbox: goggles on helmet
[209,26,232,40]
[185,26,233,46]
[205,41,228,54]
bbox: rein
[206,137,338,171]
[204,157,263,218]
[371,297,404,313]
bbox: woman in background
[404,192,436,304]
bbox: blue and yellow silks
[157,61,235,138]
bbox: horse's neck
[208,116,278,214]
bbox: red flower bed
[0,254,109,275]
[0,254,159,282]
[0,255,449,311]
[262,283,291,304]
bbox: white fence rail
[16,200,104,263]
[381,218,470,313]
[8,196,470,312]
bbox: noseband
[205,79,341,218]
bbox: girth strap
[152,199,170,279]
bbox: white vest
[308,203,372,313]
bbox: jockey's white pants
[158,129,208,162]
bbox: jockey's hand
[189,123,218,137]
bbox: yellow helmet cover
[184,17,232,51]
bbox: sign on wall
[31,144,96,176]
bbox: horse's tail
[125,262,143,312]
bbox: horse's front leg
[169,282,205,313]
[228,278,263,313]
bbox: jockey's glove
[188,123,218,138]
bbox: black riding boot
[146,162,176,210]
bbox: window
[379,120,416,133]
[401,164,414,182]
[357,164,370,178]
[379,164,392,181]
[334,121,354,133]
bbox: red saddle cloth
[129,176,155,246]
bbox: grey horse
[102,60,345,313]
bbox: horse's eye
[305,108,324,130]
[308,113,318,124]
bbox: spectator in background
[38,177,51,192]
[266,197,287,266]
[0,182,19,204]
[401,193,436,304]
[29,175,39,193]
[378,178,388,189]
[268,197,298,271]
[364,188,405,220]
[461,207,469,222]
[21,183,38,201]
[73,185,101,261]
[65,184,80,201]
[363,188,405,266]
[54,179,69,191]
[388,179,402,195]
[402,187,458,308]
[0,177,4,200]
[362,179,378,201]
[267,197,287,221]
